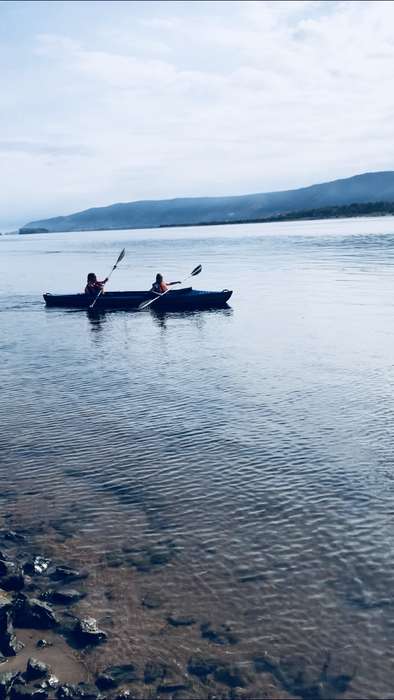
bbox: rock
[187,656,218,678]
[56,685,77,699]
[142,593,162,609]
[0,672,17,700]
[44,589,85,605]
[14,596,58,630]
[167,615,196,627]
[200,622,239,645]
[25,658,49,681]
[40,675,59,691]
[0,530,26,544]
[253,653,277,674]
[49,567,88,583]
[157,681,190,694]
[213,664,249,688]
[23,558,51,577]
[75,683,102,699]
[144,662,166,684]
[36,640,53,649]
[96,665,138,689]
[0,610,21,656]
[0,561,25,592]
[10,686,48,699]
[95,674,116,691]
[75,618,107,646]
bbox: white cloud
[1,0,394,227]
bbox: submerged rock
[14,595,58,630]
[167,614,196,627]
[10,687,48,699]
[43,589,85,606]
[213,663,249,688]
[25,657,49,681]
[75,618,107,646]
[200,622,239,645]
[96,664,138,689]
[187,656,219,679]
[141,593,162,610]
[0,672,18,700]
[0,610,21,656]
[23,558,51,577]
[36,640,53,649]
[49,567,88,584]
[0,561,25,592]
[143,661,166,684]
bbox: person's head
[87,272,97,283]
[155,273,163,283]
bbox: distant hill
[20,171,394,233]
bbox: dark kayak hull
[43,287,233,311]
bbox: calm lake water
[2,217,394,698]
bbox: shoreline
[0,526,355,700]
[17,210,394,236]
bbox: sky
[1,0,394,229]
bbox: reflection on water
[2,219,394,697]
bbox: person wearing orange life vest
[151,273,181,294]
[85,272,108,295]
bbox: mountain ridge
[20,171,394,233]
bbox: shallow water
[2,217,394,697]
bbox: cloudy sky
[1,0,394,229]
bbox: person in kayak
[85,272,108,295]
[151,273,181,294]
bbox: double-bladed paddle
[138,264,202,311]
[89,248,126,309]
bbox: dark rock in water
[44,589,85,605]
[141,593,162,609]
[0,672,17,700]
[36,640,53,649]
[144,661,166,684]
[213,664,249,688]
[200,622,239,645]
[253,653,277,674]
[0,573,25,593]
[25,657,49,680]
[56,685,77,698]
[23,558,51,577]
[96,665,138,689]
[167,614,196,627]
[0,531,26,544]
[0,610,21,656]
[75,683,102,699]
[0,561,25,591]
[254,650,353,699]
[75,618,107,646]
[157,680,190,694]
[39,675,59,691]
[187,656,218,679]
[14,596,58,630]
[10,686,48,699]
[49,567,88,584]
[95,674,116,691]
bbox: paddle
[89,248,126,309]
[138,264,202,311]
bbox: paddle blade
[191,264,202,277]
[114,248,126,267]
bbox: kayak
[43,287,233,311]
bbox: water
[2,217,394,698]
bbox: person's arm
[167,280,181,286]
